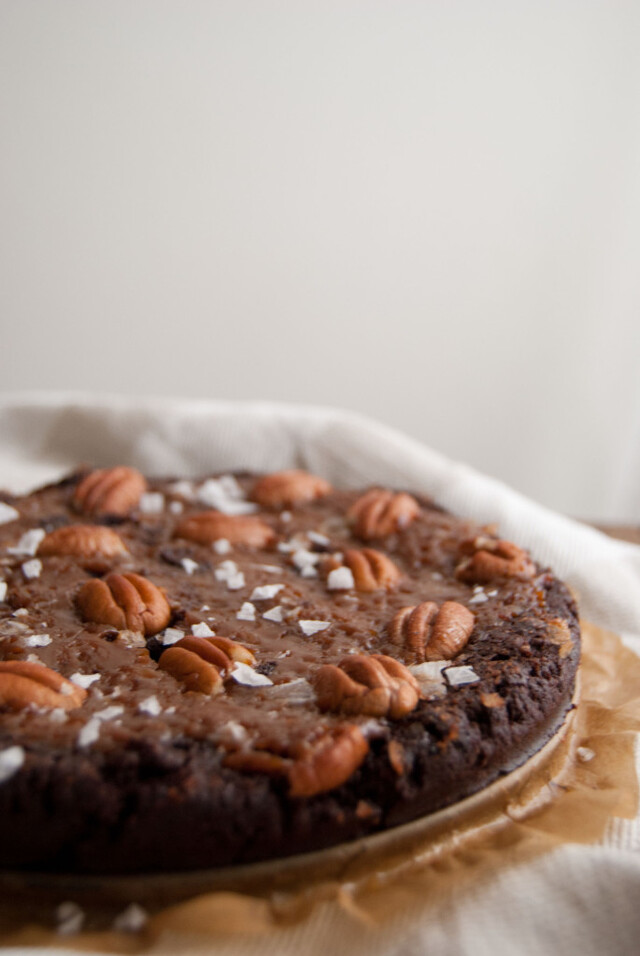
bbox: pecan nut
[388,600,475,662]
[0,661,87,711]
[159,634,255,693]
[73,467,147,517]
[158,646,224,695]
[251,470,332,509]
[38,525,127,560]
[456,537,535,584]
[170,635,256,672]
[75,573,171,635]
[347,489,420,539]
[313,653,420,719]
[288,725,369,797]
[174,511,275,548]
[329,548,401,592]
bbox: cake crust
[0,469,580,872]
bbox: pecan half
[0,661,87,711]
[158,646,224,695]
[251,470,332,509]
[170,635,255,673]
[331,548,401,592]
[347,489,420,539]
[75,573,171,635]
[159,634,255,693]
[73,467,147,517]
[388,600,475,662]
[288,725,369,797]
[174,511,275,548]
[455,537,535,584]
[313,653,420,719]
[38,525,127,560]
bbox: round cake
[0,467,580,873]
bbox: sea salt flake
[70,672,101,689]
[267,678,314,705]
[262,605,284,623]
[21,558,42,580]
[254,564,282,573]
[169,500,184,514]
[56,901,85,936]
[292,548,320,571]
[181,557,199,575]
[13,608,29,617]
[468,591,488,605]
[213,538,232,555]
[215,560,246,590]
[299,619,330,636]
[25,653,41,663]
[307,530,330,547]
[9,528,45,556]
[169,480,195,500]
[577,746,595,763]
[49,708,68,723]
[237,602,256,621]
[160,627,184,646]
[409,661,448,697]
[0,503,20,525]
[231,662,274,687]
[250,583,284,601]
[217,720,249,746]
[21,633,51,648]
[358,719,387,739]
[138,695,162,717]
[96,705,125,722]
[78,718,101,747]
[192,621,215,637]
[445,665,480,687]
[327,567,355,590]
[0,745,25,784]
[139,492,165,514]
[197,476,256,515]
[277,535,307,554]
[0,582,7,602]
[280,511,292,522]
[300,565,318,578]
[113,902,149,934]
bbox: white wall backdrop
[1,1,639,520]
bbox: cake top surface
[0,466,579,870]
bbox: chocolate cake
[0,467,580,873]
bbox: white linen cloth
[1,391,639,956]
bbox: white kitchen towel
[1,391,639,956]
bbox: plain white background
[1,1,639,520]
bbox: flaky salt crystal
[192,622,215,637]
[0,503,19,525]
[445,665,480,687]
[0,745,25,784]
[70,673,101,689]
[231,662,273,687]
[236,602,256,621]
[327,567,355,590]
[21,559,42,580]
[299,620,330,636]
[262,605,284,623]
[250,583,284,601]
